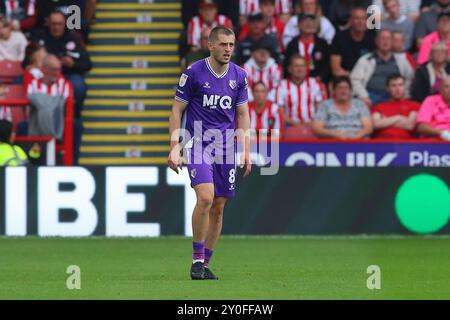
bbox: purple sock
[192,241,205,261]
[204,248,214,268]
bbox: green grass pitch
[0,236,449,299]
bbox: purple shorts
[184,143,237,198]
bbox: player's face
[209,34,235,65]
[388,78,405,101]
[253,83,267,104]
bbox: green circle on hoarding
[395,174,450,234]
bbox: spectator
[0,86,12,121]
[31,10,92,119]
[372,0,420,22]
[350,29,414,107]
[85,0,97,26]
[239,0,293,25]
[391,31,416,65]
[0,119,39,166]
[392,31,417,71]
[330,6,376,78]
[234,12,280,65]
[282,0,335,47]
[22,43,47,87]
[417,11,450,65]
[26,54,72,138]
[412,42,450,102]
[243,39,282,100]
[380,0,415,51]
[312,76,373,139]
[372,74,420,139]
[0,17,27,61]
[239,0,285,51]
[414,0,450,48]
[0,0,37,32]
[182,0,239,28]
[187,0,232,50]
[416,76,450,141]
[270,54,323,126]
[183,27,211,68]
[284,13,330,83]
[248,81,284,139]
[319,0,332,17]
[328,0,372,30]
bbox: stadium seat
[0,60,24,84]
[284,124,317,140]
[0,84,27,128]
[0,84,73,165]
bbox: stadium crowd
[0,0,96,165]
[180,0,450,142]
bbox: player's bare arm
[168,99,187,174]
[237,102,252,177]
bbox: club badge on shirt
[229,80,237,90]
[179,73,188,87]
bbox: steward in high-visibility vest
[0,119,40,166]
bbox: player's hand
[168,147,183,174]
[240,153,252,178]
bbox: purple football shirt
[175,58,249,149]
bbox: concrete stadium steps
[80,0,181,165]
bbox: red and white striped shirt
[188,15,232,48]
[0,106,12,122]
[297,37,316,76]
[239,0,292,16]
[243,57,282,93]
[3,0,36,18]
[249,101,284,137]
[27,75,72,99]
[271,78,323,123]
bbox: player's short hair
[0,119,13,143]
[386,73,404,86]
[208,25,235,43]
[332,76,352,89]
